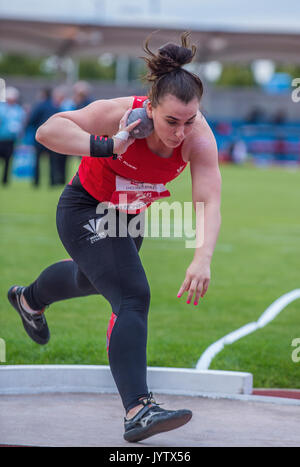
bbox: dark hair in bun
[142,32,203,107]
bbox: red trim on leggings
[106,312,117,354]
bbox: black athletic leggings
[23,181,150,413]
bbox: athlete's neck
[146,133,173,159]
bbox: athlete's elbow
[35,116,58,148]
[35,117,55,147]
[35,124,48,145]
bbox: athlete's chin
[166,138,183,148]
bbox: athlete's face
[146,94,200,147]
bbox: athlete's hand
[112,108,141,155]
[177,259,211,306]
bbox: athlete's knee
[75,268,96,294]
[125,276,151,312]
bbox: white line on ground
[196,289,300,370]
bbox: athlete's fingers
[186,279,198,304]
[113,111,141,154]
[177,279,190,298]
[119,108,132,128]
[193,285,203,306]
[201,278,210,298]
[124,118,141,133]
[119,108,140,132]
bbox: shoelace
[140,392,163,408]
[124,393,166,425]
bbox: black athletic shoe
[7,286,50,345]
[123,393,192,443]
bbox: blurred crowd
[1,80,299,186]
[211,107,300,167]
[0,81,92,186]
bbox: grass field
[1,156,300,389]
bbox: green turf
[1,156,300,389]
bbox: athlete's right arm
[35,97,134,156]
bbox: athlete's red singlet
[76,96,188,213]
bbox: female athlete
[8,32,221,443]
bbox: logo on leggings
[83,218,107,244]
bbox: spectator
[246,107,266,124]
[0,86,25,185]
[272,110,287,125]
[230,139,248,165]
[72,81,92,109]
[26,86,68,186]
[60,81,92,111]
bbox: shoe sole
[7,285,50,345]
[124,410,192,443]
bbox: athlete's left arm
[177,120,221,305]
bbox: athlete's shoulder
[91,96,135,112]
[132,96,148,109]
[182,111,217,163]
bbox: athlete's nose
[175,126,185,139]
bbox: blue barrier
[12,144,35,178]
[209,120,300,165]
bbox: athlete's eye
[167,120,195,126]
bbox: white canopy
[0,0,300,63]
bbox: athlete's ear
[145,100,153,119]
